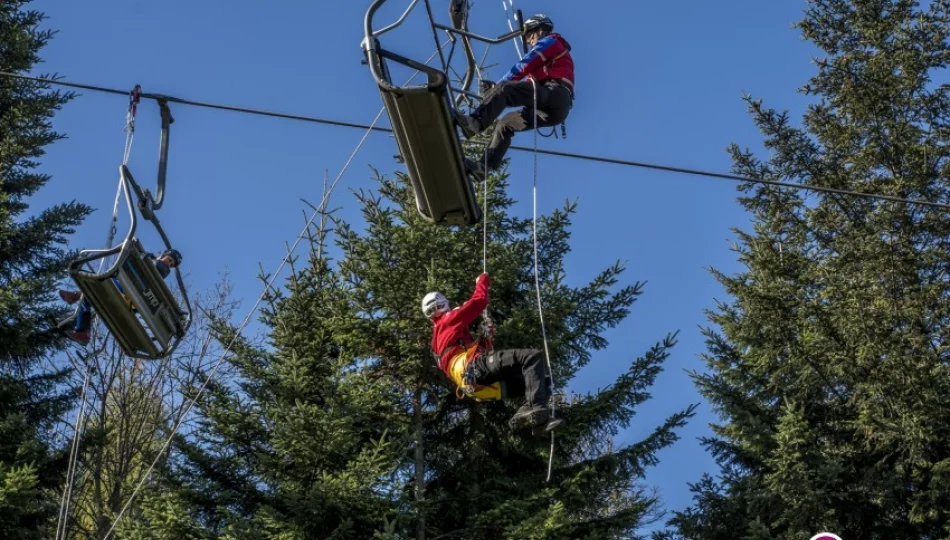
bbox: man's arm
[500,35,564,82]
[440,273,491,327]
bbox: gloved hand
[476,272,489,285]
[479,79,496,97]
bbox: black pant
[471,80,573,171]
[466,348,551,408]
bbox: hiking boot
[65,330,90,346]
[455,112,482,138]
[464,158,487,182]
[531,417,565,437]
[59,290,82,304]
[508,404,550,431]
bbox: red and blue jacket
[501,33,574,92]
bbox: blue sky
[29,0,820,527]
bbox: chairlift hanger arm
[153,99,173,211]
[373,0,421,38]
[449,0,477,107]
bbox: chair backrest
[70,238,187,360]
[375,55,482,226]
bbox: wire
[96,44,450,539]
[3,71,949,212]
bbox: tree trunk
[414,384,425,540]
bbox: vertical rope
[57,85,141,538]
[482,149,489,274]
[502,0,524,57]
[528,77,556,482]
[54,357,92,540]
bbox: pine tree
[129,153,695,538]
[671,1,950,538]
[124,208,407,539]
[334,157,696,539]
[0,1,91,538]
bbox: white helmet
[422,292,450,318]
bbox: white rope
[502,0,523,57]
[55,92,139,538]
[482,150,489,274]
[528,77,556,482]
[54,356,92,540]
[100,46,449,540]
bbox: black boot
[464,158,486,181]
[455,111,482,138]
[508,403,550,431]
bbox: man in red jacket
[423,272,561,433]
[455,13,574,177]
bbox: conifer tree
[333,156,696,539]
[132,157,695,539]
[671,1,950,538]
[0,1,91,537]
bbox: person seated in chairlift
[424,272,562,433]
[454,13,574,179]
[58,249,183,346]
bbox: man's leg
[483,84,572,171]
[74,299,92,333]
[469,348,553,429]
[457,81,538,138]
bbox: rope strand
[528,77,557,483]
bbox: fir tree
[671,1,950,538]
[334,157,696,539]
[0,1,91,537]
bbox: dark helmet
[162,248,183,266]
[523,13,554,36]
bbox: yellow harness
[444,340,501,402]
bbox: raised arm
[441,273,491,327]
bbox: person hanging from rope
[57,249,183,346]
[454,13,574,179]
[423,272,562,432]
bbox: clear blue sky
[29,0,819,527]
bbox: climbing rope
[54,353,92,540]
[479,140,494,345]
[100,46,451,540]
[55,86,142,538]
[529,77,557,482]
[502,0,523,57]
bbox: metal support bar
[431,23,522,44]
[451,86,482,101]
[373,0,421,37]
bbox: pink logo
[809,534,842,540]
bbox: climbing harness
[67,88,192,360]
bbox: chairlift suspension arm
[449,0,478,108]
[153,99,173,211]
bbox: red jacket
[431,274,490,373]
[501,33,574,92]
